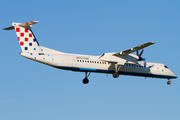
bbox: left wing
[113,42,155,56]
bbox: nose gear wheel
[167,78,171,85]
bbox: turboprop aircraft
[4,21,177,85]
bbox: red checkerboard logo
[16,28,20,32]
[25,38,28,41]
[20,42,24,46]
[20,33,24,37]
[29,33,32,37]
[25,29,28,33]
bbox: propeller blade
[136,50,139,56]
[137,49,145,61]
[139,49,144,57]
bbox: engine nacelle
[99,53,138,65]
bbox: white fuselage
[4,21,177,85]
[20,46,177,79]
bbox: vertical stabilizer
[4,21,41,53]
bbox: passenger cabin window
[76,59,109,65]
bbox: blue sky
[0,0,180,120]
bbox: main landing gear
[113,64,121,78]
[113,72,119,78]
[82,72,91,84]
[167,78,171,85]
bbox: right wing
[113,42,155,56]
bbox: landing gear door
[72,57,77,67]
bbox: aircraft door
[72,57,77,67]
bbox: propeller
[136,49,145,61]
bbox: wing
[113,42,155,56]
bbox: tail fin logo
[15,27,40,52]
[4,21,40,53]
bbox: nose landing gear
[167,78,171,85]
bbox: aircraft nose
[171,71,177,79]
[167,68,177,79]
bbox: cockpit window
[164,65,168,68]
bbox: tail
[4,21,64,67]
[4,21,41,53]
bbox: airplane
[4,21,177,85]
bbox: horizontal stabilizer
[3,21,39,30]
[18,21,39,27]
[3,26,14,30]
